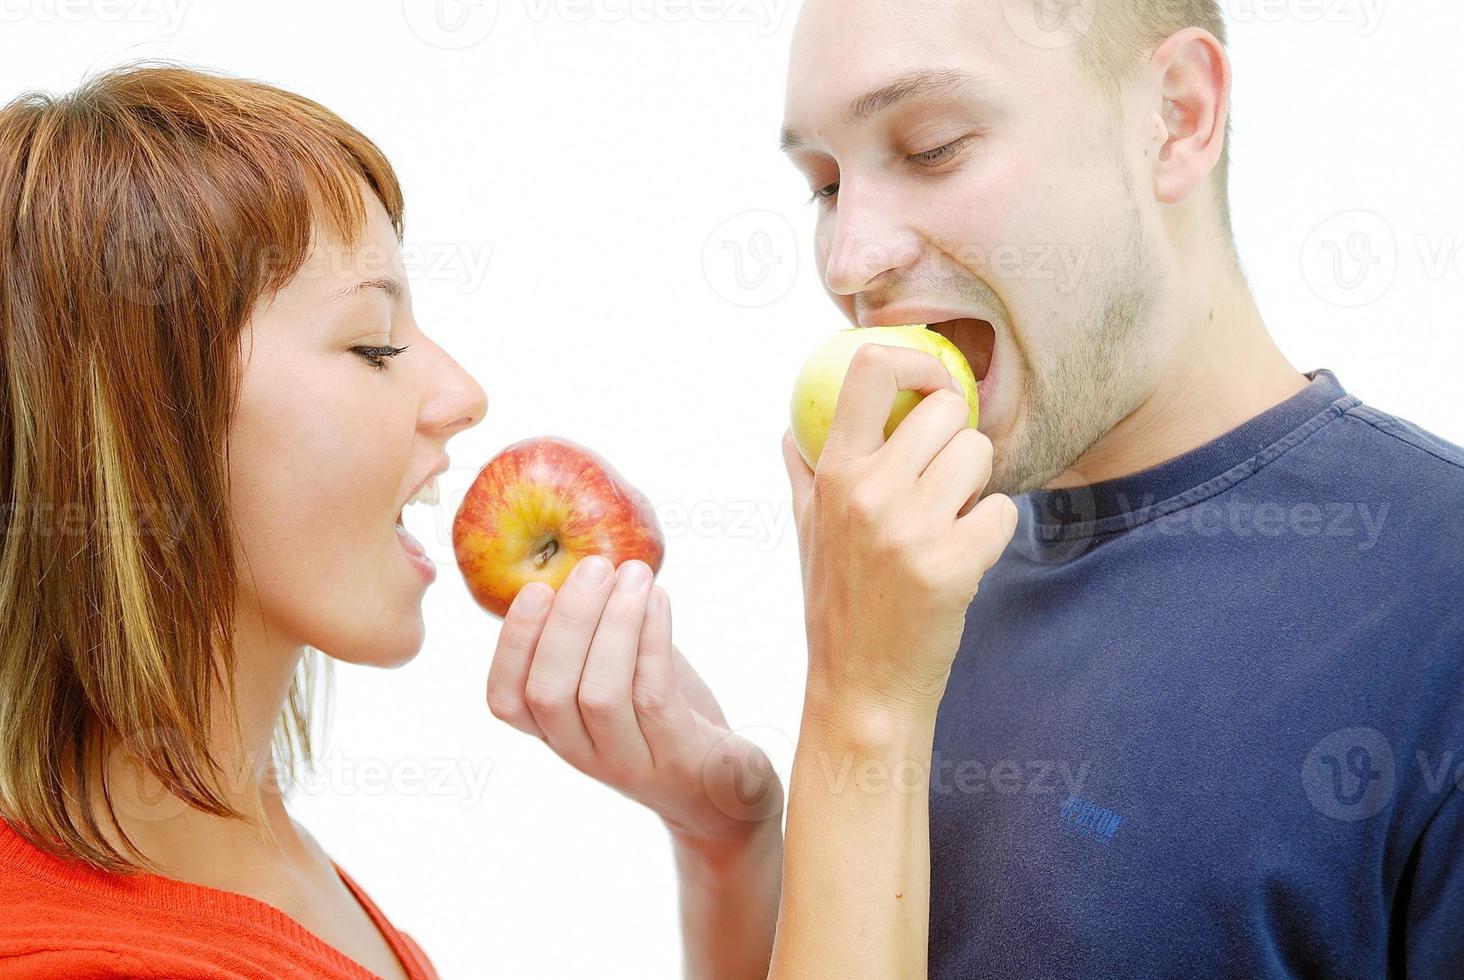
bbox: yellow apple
[789,324,980,468]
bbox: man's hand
[782,342,1019,719]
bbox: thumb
[781,430,814,531]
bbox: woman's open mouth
[395,478,440,584]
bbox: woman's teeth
[395,477,440,528]
[406,477,440,507]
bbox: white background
[3,1,1461,977]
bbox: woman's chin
[325,617,427,670]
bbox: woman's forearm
[770,692,938,980]
[671,817,783,979]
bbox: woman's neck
[86,606,317,888]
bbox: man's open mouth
[929,318,996,381]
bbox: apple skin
[790,324,980,469]
[452,437,665,618]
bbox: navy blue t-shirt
[930,369,1464,979]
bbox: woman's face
[227,193,487,667]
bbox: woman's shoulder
[0,825,162,976]
[0,819,395,979]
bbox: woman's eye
[351,344,410,371]
[909,135,974,167]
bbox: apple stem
[531,534,560,568]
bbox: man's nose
[820,179,923,297]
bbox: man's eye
[807,181,839,205]
[909,135,975,167]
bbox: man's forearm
[671,817,783,979]
[770,694,937,980]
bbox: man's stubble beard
[986,184,1163,499]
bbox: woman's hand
[486,556,782,849]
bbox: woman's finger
[577,561,656,768]
[524,555,616,764]
[486,583,553,738]
[630,587,697,770]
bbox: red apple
[452,436,665,618]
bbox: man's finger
[918,426,994,518]
[782,430,814,531]
[878,387,974,479]
[822,344,961,463]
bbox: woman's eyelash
[351,344,410,371]
[909,135,975,166]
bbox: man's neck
[1043,267,1309,490]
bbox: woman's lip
[396,524,437,584]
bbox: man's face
[782,0,1172,496]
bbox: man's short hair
[1079,0,1233,240]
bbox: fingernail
[514,586,547,614]
[1006,499,1020,534]
[616,560,650,592]
[646,587,662,615]
[574,555,611,586]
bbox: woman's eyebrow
[329,277,403,302]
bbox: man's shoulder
[1336,400,1464,479]
[1283,395,1464,530]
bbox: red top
[0,819,438,979]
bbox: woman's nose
[422,342,488,437]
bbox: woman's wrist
[667,811,783,878]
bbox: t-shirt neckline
[1019,368,1360,542]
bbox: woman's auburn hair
[0,62,405,872]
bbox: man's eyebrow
[330,277,403,301]
[780,68,981,152]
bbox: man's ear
[1148,27,1230,206]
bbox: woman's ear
[1148,26,1231,206]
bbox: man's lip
[857,309,995,329]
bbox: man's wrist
[801,668,945,747]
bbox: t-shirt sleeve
[1398,785,1464,977]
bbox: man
[778,1,1464,976]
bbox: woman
[0,63,1014,979]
